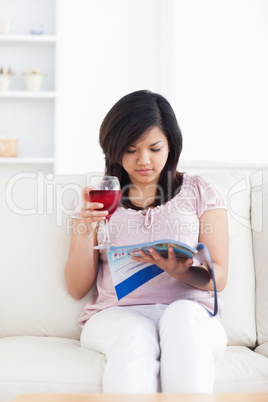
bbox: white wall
[170,0,268,165]
[56,0,268,174]
[56,0,161,174]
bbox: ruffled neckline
[117,173,192,216]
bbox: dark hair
[99,90,183,209]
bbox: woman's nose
[137,150,150,165]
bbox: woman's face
[121,126,170,187]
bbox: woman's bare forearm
[65,220,99,299]
[175,262,227,292]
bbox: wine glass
[87,176,121,250]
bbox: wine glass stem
[103,219,111,245]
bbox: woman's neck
[128,184,157,209]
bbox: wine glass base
[94,242,112,250]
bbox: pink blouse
[72,173,226,326]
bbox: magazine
[107,239,218,316]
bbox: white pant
[80,300,227,393]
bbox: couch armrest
[251,170,268,346]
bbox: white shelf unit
[0,0,57,177]
[0,35,57,44]
[0,157,55,164]
[0,91,56,99]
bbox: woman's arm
[197,208,229,291]
[64,187,109,299]
[64,219,99,299]
[173,208,229,292]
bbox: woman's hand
[132,208,229,292]
[80,186,108,232]
[131,247,193,279]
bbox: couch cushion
[0,336,104,401]
[255,341,268,359]
[0,174,93,339]
[251,170,268,346]
[214,345,268,392]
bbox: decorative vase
[23,72,45,91]
[0,73,13,91]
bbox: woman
[65,90,228,393]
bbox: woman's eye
[126,148,161,154]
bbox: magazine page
[107,240,218,317]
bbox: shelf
[0,91,56,99]
[1,1,57,175]
[0,157,55,164]
[0,34,57,44]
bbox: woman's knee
[159,300,210,333]
[81,307,159,356]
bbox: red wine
[88,190,121,219]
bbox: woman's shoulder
[181,172,226,216]
[181,172,216,188]
[173,172,215,200]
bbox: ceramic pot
[23,73,44,91]
[0,74,13,91]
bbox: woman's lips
[136,169,152,175]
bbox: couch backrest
[0,170,265,346]
[0,173,90,340]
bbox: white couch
[1,169,268,401]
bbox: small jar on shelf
[30,24,44,35]
[0,67,14,91]
[0,22,12,34]
[23,66,45,91]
